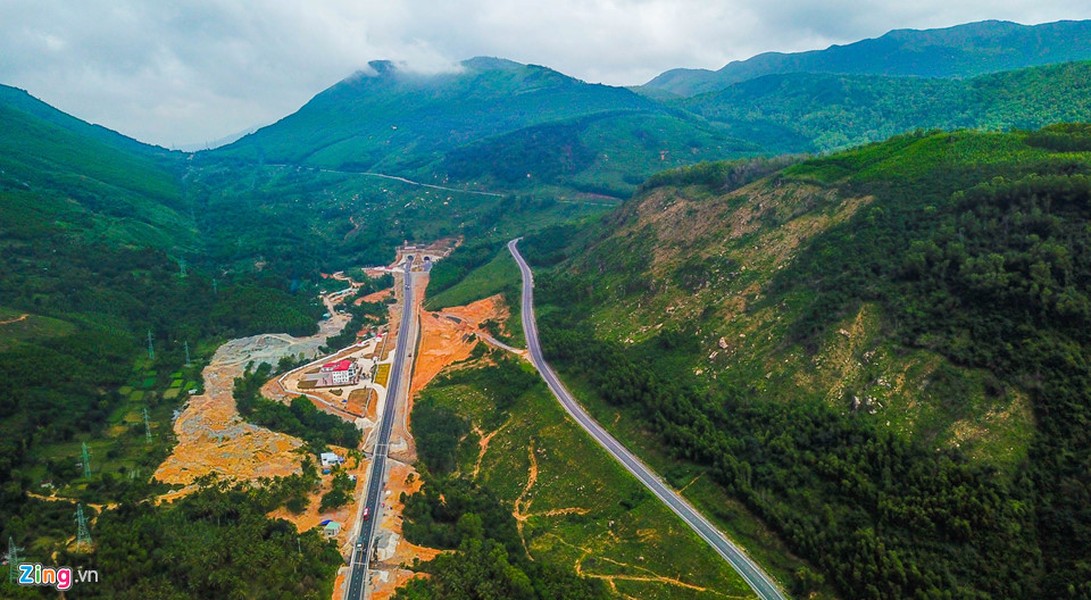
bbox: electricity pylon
[74,504,92,550]
[80,442,91,479]
[5,536,23,584]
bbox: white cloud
[0,0,1087,146]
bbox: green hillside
[644,19,1091,97]
[214,57,754,197]
[0,85,194,251]
[0,84,339,600]
[523,125,1091,598]
[0,85,174,158]
[681,61,1091,153]
[399,353,761,600]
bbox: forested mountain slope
[214,57,754,197]
[0,85,194,250]
[523,125,1091,598]
[680,61,1091,153]
[0,83,330,599]
[644,19,1091,97]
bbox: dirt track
[0,313,29,326]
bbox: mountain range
[643,19,1091,97]
[208,19,1091,196]
[2,16,1091,600]
[214,56,754,197]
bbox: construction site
[150,238,520,600]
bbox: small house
[323,521,342,538]
[320,452,344,468]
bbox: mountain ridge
[679,60,1091,153]
[643,19,1091,97]
[213,56,754,197]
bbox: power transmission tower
[80,442,91,478]
[212,278,219,296]
[74,504,92,550]
[143,406,152,443]
[184,341,192,367]
[146,330,155,361]
[178,257,187,278]
[5,536,23,584]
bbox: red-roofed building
[317,358,359,386]
[322,359,354,372]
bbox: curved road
[345,258,416,600]
[508,238,787,600]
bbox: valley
[2,13,1091,600]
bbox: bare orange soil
[368,462,444,600]
[330,461,442,600]
[268,449,370,542]
[345,388,379,420]
[153,358,304,491]
[359,287,393,304]
[340,277,506,599]
[409,294,509,398]
[155,289,353,497]
[0,313,29,326]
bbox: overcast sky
[0,0,1087,148]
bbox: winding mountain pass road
[266,163,504,197]
[508,238,787,600]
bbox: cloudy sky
[1,0,1087,147]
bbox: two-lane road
[345,258,416,600]
[508,238,787,600]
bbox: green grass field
[427,249,521,310]
[30,359,199,501]
[0,306,76,352]
[426,249,526,347]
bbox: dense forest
[680,61,1091,153]
[0,217,322,578]
[232,362,362,451]
[525,125,1091,598]
[6,21,1091,597]
[24,476,342,599]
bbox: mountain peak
[367,59,399,75]
[461,56,525,72]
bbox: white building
[317,358,358,387]
[320,452,343,468]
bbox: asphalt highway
[345,258,415,600]
[507,238,787,600]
